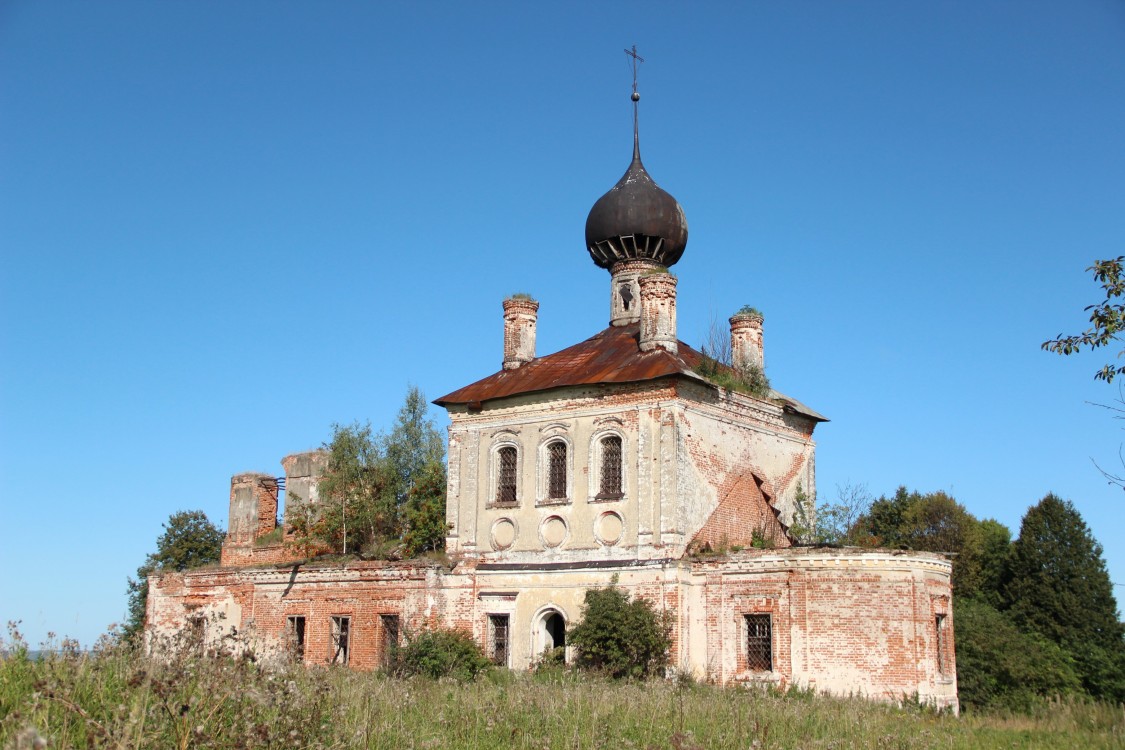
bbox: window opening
[599,435,623,498]
[286,616,306,660]
[380,614,400,666]
[547,442,567,499]
[489,614,510,667]
[330,616,350,665]
[619,283,633,311]
[496,446,517,504]
[935,614,948,675]
[745,614,772,672]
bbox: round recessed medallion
[595,511,624,546]
[540,515,568,548]
[490,518,517,551]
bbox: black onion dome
[585,141,688,270]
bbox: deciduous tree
[124,510,224,640]
[298,386,447,557]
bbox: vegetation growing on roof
[695,315,772,398]
[694,355,771,398]
[734,305,763,318]
[287,386,449,560]
[506,292,535,301]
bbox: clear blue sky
[2,1,1124,647]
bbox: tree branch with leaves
[1043,257,1125,382]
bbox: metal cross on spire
[624,45,645,159]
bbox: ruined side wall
[221,452,327,568]
[149,561,461,670]
[684,548,957,711]
[147,548,956,710]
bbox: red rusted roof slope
[435,324,694,406]
[434,324,827,423]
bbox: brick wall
[149,548,957,710]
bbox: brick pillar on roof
[638,272,678,354]
[730,310,764,376]
[502,297,539,370]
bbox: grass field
[2,628,1122,749]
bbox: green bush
[568,585,671,679]
[387,627,492,681]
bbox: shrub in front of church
[569,585,671,679]
[386,627,492,681]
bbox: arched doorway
[535,608,567,661]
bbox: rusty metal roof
[434,324,827,423]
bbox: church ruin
[147,75,958,710]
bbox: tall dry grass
[2,623,1122,749]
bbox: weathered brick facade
[148,126,957,710]
[149,288,958,710]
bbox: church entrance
[535,608,566,661]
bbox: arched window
[547,441,567,500]
[598,435,623,498]
[496,445,517,504]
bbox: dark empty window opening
[187,614,205,646]
[496,446,517,504]
[489,614,510,667]
[619,283,634,311]
[330,616,350,665]
[548,442,567,499]
[935,614,948,675]
[745,614,772,672]
[599,435,623,498]
[286,616,306,660]
[380,614,400,666]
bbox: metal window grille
[599,436,623,497]
[286,616,306,660]
[935,614,948,675]
[489,614,510,666]
[496,446,517,503]
[745,614,772,671]
[331,616,350,665]
[548,441,567,499]
[380,614,400,666]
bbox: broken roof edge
[434,374,828,424]
[432,324,827,423]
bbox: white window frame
[489,439,522,507]
[537,435,573,505]
[588,429,627,502]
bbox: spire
[626,45,644,162]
